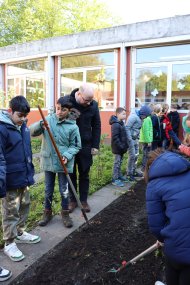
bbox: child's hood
[0,110,15,127]
[149,151,190,181]
[109,115,123,125]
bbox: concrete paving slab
[0,182,132,284]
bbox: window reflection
[61,52,114,68]
[7,59,46,108]
[60,51,116,110]
[61,73,83,96]
[172,64,190,110]
[135,67,167,108]
[136,44,190,63]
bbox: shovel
[108,242,159,273]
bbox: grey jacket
[125,109,142,143]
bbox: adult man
[65,83,101,212]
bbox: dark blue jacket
[0,142,6,198]
[0,111,35,191]
[146,151,190,264]
[109,115,128,154]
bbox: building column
[119,43,127,108]
[46,55,54,111]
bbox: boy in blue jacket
[109,107,128,187]
[0,96,40,262]
[0,142,12,280]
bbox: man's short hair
[9,95,30,114]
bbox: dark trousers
[165,257,190,285]
[44,171,69,210]
[69,149,92,203]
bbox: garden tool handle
[129,242,159,264]
[38,106,89,224]
[117,242,160,272]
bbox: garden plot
[10,180,165,285]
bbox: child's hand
[62,157,68,164]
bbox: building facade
[0,14,190,137]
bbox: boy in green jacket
[139,106,153,172]
[30,97,81,228]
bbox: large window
[135,67,167,108]
[7,59,46,108]
[172,64,190,109]
[60,51,116,110]
[134,44,190,111]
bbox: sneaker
[4,242,25,262]
[133,170,143,177]
[15,231,41,244]
[68,201,78,213]
[81,201,91,213]
[155,282,166,285]
[112,179,124,187]
[118,176,129,182]
[127,175,137,182]
[0,266,12,281]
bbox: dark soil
[11,180,165,285]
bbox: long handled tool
[38,105,89,224]
[108,242,159,273]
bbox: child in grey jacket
[125,105,151,181]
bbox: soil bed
[11,180,165,285]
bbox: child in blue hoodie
[146,149,190,285]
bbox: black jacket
[151,114,163,142]
[64,89,101,149]
[109,115,128,155]
[168,111,180,135]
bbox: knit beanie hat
[139,105,152,117]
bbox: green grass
[0,136,134,246]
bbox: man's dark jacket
[64,89,101,170]
[65,89,101,149]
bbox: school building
[0,14,190,137]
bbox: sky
[104,0,190,24]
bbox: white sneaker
[15,231,41,244]
[0,266,12,282]
[155,281,166,285]
[4,242,25,262]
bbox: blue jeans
[112,154,123,180]
[44,171,69,210]
[126,139,139,176]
